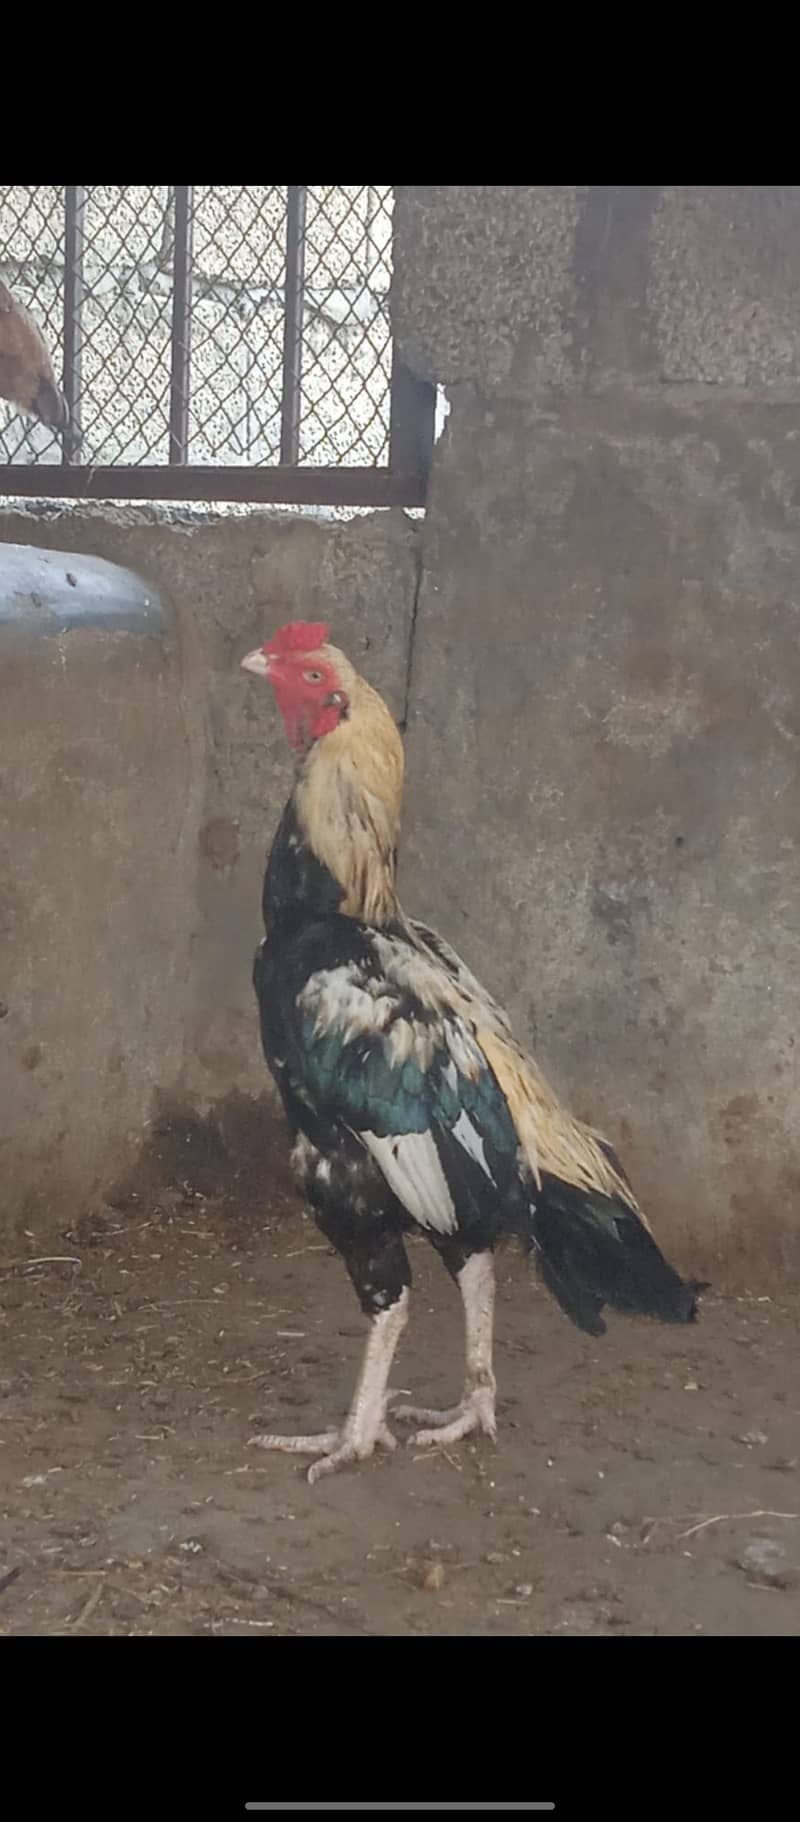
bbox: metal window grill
[0,185,434,507]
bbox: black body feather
[254,783,701,1336]
[530,1178,697,1336]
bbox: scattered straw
[67,1580,105,1630]
[26,1256,82,1268]
[677,1509,800,1541]
[0,1255,82,1273]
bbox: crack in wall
[398,532,424,736]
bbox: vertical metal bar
[169,185,194,465]
[364,185,378,281]
[280,186,307,465]
[389,352,436,493]
[62,185,86,465]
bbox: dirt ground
[1,1109,799,1638]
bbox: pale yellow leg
[249,1287,409,1484]
[393,1253,497,1447]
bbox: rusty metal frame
[1,185,434,508]
[168,185,194,466]
[279,184,307,468]
[61,184,86,466]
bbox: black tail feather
[530,1174,702,1337]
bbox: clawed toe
[247,1415,398,1481]
[391,1401,463,1429]
[248,1429,340,1456]
[393,1385,497,1450]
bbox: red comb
[263,620,329,657]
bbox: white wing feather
[361,1130,457,1235]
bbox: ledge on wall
[0,540,165,635]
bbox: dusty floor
[1,1116,799,1637]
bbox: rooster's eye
[303,669,323,684]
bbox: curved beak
[33,375,69,434]
[241,648,270,679]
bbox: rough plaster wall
[648,188,800,386]
[392,186,586,392]
[0,506,419,1233]
[393,187,800,1283]
[394,185,800,393]
[0,610,192,1232]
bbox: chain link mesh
[0,186,65,464]
[0,185,394,475]
[301,186,393,465]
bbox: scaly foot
[248,1414,398,1484]
[248,1289,410,1483]
[392,1379,497,1449]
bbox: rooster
[242,620,700,1483]
[0,277,68,432]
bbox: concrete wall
[0,505,419,1231]
[3,186,799,1286]
[393,185,800,391]
[394,186,800,1283]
